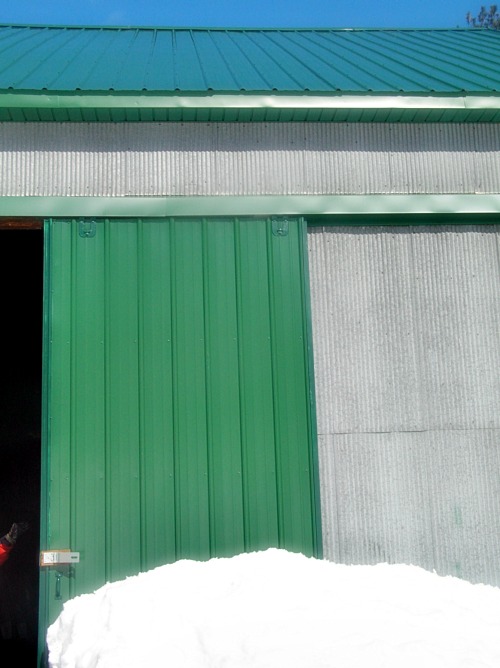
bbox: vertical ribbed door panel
[41,217,321,626]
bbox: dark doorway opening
[0,226,43,663]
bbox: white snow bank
[47,548,500,668]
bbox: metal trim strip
[0,194,499,218]
[0,92,498,111]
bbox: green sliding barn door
[40,216,321,628]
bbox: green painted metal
[38,220,52,666]
[1,194,500,219]
[2,103,500,123]
[0,91,499,123]
[1,26,500,94]
[0,26,499,121]
[42,216,321,629]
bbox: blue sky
[0,0,481,29]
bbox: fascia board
[0,92,499,112]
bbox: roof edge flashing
[0,92,499,111]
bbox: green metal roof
[1,25,500,121]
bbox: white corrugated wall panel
[388,124,478,194]
[318,432,436,569]
[471,123,500,194]
[309,227,422,434]
[318,430,500,585]
[309,225,500,586]
[1,122,500,196]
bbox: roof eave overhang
[0,92,500,122]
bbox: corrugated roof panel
[346,31,485,92]
[100,30,154,91]
[6,27,104,89]
[306,31,423,91]
[245,31,336,91]
[170,30,209,90]
[214,32,274,90]
[0,26,499,95]
[184,32,240,91]
[361,30,500,91]
[0,26,499,121]
[225,31,307,91]
[289,32,396,91]
[333,32,464,92]
[142,30,177,90]
[43,30,105,89]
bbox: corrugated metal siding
[44,216,320,623]
[318,431,500,585]
[2,122,500,196]
[1,26,499,94]
[308,225,500,585]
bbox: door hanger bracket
[271,217,289,237]
[78,219,97,238]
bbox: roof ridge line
[0,24,484,32]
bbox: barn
[0,24,499,663]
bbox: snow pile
[47,548,500,668]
